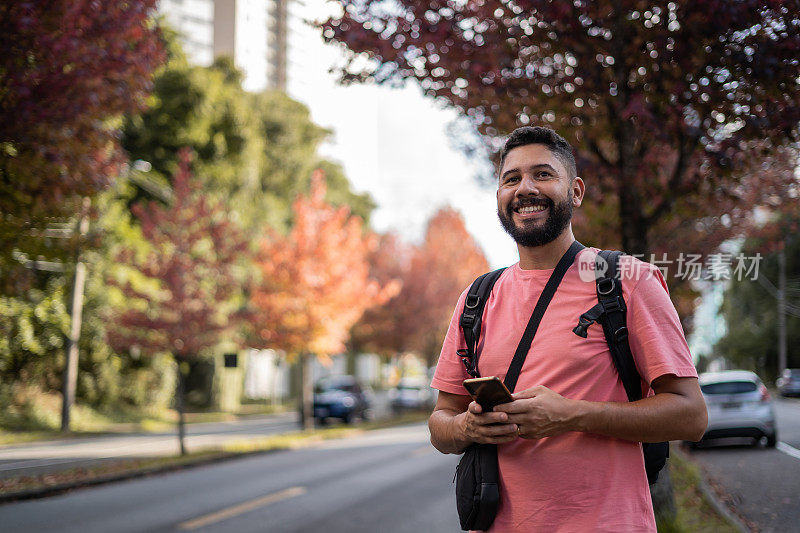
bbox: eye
[504,175,520,184]
[536,171,552,179]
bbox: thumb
[468,401,483,414]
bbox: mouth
[512,199,550,218]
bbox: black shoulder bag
[454,241,584,531]
[572,250,669,484]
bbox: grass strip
[656,445,745,532]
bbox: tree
[122,46,374,235]
[108,150,249,454]
[322,1,799,256]
[351,208,489,365]
[400,208,489,365]
[716,210,800,381]
[0,0,164,291]
[349,233,414,357]
[251,171,396,428]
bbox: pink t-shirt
[432,249,698,532]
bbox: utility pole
[777,241,787,377]
[61,198,91,432]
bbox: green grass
[0,387,292,445]
[656,446,742,532]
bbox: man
[429,126,707,532]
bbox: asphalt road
[0,422,462,533]
[687,397,800,532]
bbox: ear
[571,177,585,207]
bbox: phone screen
[463,377,513,411]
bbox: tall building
[158,0,289,92]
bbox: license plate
[721,402,741,409]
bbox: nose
[515,174,540,197]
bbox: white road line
[177,486,307,530]
[776,441,800,460]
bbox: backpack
[460,248,668,485]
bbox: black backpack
[460,249,668,485]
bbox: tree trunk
[176,359,187,456]
[297,354,315,430]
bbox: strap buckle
[457,349,479,378]
[572,315,595,338]
[601,296,626,314]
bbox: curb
[0,448,279,505]
[695,475,751,532]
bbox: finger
[472,411,509,424]
[481,423,518,436]
[468,401,483,415]
[493,400,530,414]
[512,385,548,400]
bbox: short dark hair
[498,126,577,179]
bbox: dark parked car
[777,368,800,397]
[313,375,372,425]
[695,370,777,447]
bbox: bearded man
[428,126,707,532]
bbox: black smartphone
[463,376,513,411]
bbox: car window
[701,381,758,394]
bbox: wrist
[569,399,595,433]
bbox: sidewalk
[0,412,298,480]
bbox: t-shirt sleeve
[430,288,472,396]
[625,262,698,386]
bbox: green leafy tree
[716,214,800,381]
[122,39,374,234]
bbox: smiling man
[428,126,707,532]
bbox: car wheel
[766,432,777,448]
[342,413,352,424]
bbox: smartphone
[463,376,513,411]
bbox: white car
[697,370,777,447]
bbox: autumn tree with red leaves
[0,1,165,290]
[109,150,249,454]
[349,233,414,357]
[251,170,397,428]
[322,1,799,258]
[351,208,489,365]
[401,208,489,365]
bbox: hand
[494,385,579,439]
[458,401,519,445]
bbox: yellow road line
[178,486,307,530]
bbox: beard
[497,194,573,248]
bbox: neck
[517,227,576,270]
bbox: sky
[288,7,519,269]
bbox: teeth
[518,205,546,214]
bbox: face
[496,144,584,248]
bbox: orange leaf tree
[351,208,489,366]
[251,170,397,426]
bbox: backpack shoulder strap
[595,250,643,402]
[458,267,507,378]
